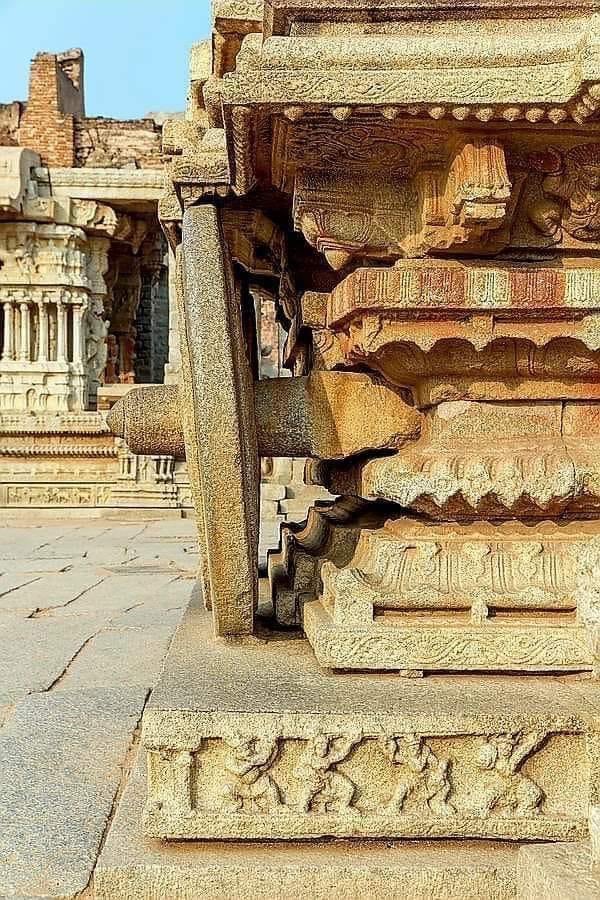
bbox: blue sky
[0,0,211,118]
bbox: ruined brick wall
[5,48,163,170]
[18,51,84,166]
[0,102,22,146]
[74,118,163,168]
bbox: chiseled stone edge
[303,599,594,672]
[145,805,584,842]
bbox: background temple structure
[0,48,322,558]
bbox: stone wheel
[177,204,259,635]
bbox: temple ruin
[0,46,320,556]
[96,0,600,896]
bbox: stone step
[94,756,521,900]
[139,593,600,842]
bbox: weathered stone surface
[55,625,176,691]
[177,204,259,637]
[109,372,421,461]
[591,805,600,871]
[68,1,600,893]
[0,687,147,899]
[48,572,181,617]
[95,754,520,900]
[0,569,105,615]
[0,615,104,705]
[517,842,600,899]
[0,516,197,898]
[0,525,77,560]
[141,595,599,842]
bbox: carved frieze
[221,736,282,813]
[145,725,588,840]
[384,734,454,817]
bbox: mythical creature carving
[221,735,282,813]
[473,730,546,817]
[295,734,360,814]
[529,144,600,242]
[384,734,454,816]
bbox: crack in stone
[0,575,42,600]
[27,576,107,618]
[117,602,144,616]
[44,630,103,692]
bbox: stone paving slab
[0,687,148,900]
[0,570,107,616]
[106,580,191,630]
[0,615,106,706]
[118,544,199,572]
[0,516,198,899]
[0,573,42,600]
[56,625,177,692]
[0,559,78,576]
[0,527,78,561]
[47,572,180,618]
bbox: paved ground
[0,515,198,899]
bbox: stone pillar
[2,301,14,360]
[18,301,30,361]
[56,299,67,362]
[72,303,84,364]
[37,300,48,362]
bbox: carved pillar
[18,301,30,361]
[37,300,48,362]
[72,303,84,365]
[2,301,14,360]
[56,299,67,362]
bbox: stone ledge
[304,598,595,673]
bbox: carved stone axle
[106,371,422,462]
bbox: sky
[0,0,212,119]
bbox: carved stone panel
[145,727,590,841]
